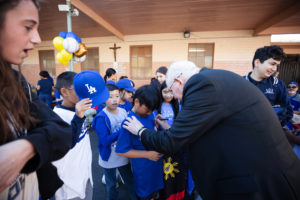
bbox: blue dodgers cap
[288,81,298,87]
[116,78,136,92]
[105,80,115,85]
[73,70,109,107]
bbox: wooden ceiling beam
[69,0,124,40]
[253,2,300,36]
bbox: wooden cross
[109,43,121,62]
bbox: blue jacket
[244,72,293,126]
[92,110,121,161]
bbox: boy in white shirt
[53,70,109,200]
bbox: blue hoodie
[92,110,122,161]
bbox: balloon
[75,35,82,43]
[59,31,67,39]
[61,49,73,61]
[63,37,79,53]
[75,43,87,57]
[53,36,64,51]
[66,32,78,40]
[56,52,68,65]
[74,54,86,63]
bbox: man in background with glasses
[122,60,300,200]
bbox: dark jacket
[244,72,293,126]
[14,70,72,199]
[141,68,300,200]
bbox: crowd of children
[36,46,300,200]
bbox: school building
[21,0,300,87]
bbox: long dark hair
[104,68,116,82]
[157,81,179,118]
[0,0,40,144]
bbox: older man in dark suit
[123,61,300,200]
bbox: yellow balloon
[61,49,73,61]
[56,52,68,65]
[53,36,64,51]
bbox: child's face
[121,90,133,103]
[106,89,120,111]
[287,84,298,96]
[254,58,280,79]
[156,72,166,84]
[109,73,117,82]
[133,99,153,117]
[162,87,173,103]
[62,85,79,106]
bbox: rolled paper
[74,43,87,57]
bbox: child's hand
[75,98,92,118]
[146,151,163,161]
[155,114,171,130]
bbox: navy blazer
[141,68,300,200]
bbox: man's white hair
[166,61,199,86]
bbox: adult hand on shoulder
[0,139,35,192]
[75,98,92,118]
[146,151,163,161]
[123,116,144,136]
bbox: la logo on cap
[85,84,96,94]
[73,70,110,108]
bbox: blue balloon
[59,31,67,39]
[66,32,77,39]
[66,32,81,43]
[75,35,82,43]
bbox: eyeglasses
[287,86,297,89]
[169,73,183,93]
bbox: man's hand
[146,151,163,161]
[123,116,144,135]
[75,98,92,118]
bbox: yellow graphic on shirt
[163,157,180,180]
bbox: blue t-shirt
[116,111,164,198]
[37,79,53,95]
[118,101,132,113]
[161,103,175,126]
[289,93,300,112]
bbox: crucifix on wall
[109,43,121,62]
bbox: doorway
[277,54,300,86]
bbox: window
[188,43,214,68]
[39,50,55,77]
[81,48,99,71]
[130,45,152,79]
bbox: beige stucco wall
[23,30,271,87]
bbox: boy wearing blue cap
[116,85,164,200]
[245,45,293,126]
[287,81,300,114]
[92,84,137,200]
[53,71,103,200]
[116,78,136,112]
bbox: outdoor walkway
[90,130,130,200]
